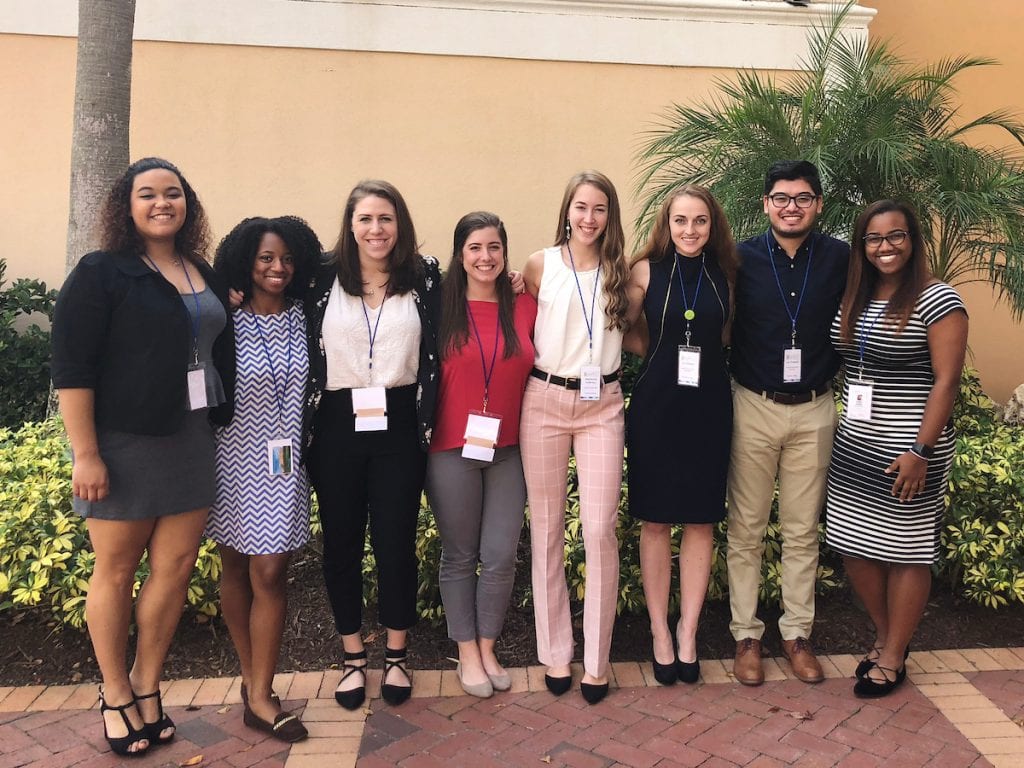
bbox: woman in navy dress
[624,185,736,685]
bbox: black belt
[739,381,831,405]
[531,367,619,391]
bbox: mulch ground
[5,532,1024,688]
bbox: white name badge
[847,381,874,421]
[352,386,388,432]
[462,411,502,462]
[783,347,803,384]
[187,365,208,410]
[677,345,701,387]
[579,364,602,401]
[267,438,294,476]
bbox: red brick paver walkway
[1,650,1022,768]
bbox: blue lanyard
[674,252,705,346]
[360,292,387,376]
[765,232,814,348]
[565,244,601,363]
[246,304,294,433]
[145,254,201,364]
[856,301,888,378]
[467,301,500,412]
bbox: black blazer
[304,254,441,451]
[51,250,235,435]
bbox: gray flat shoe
[487,671,512,691]
[457,663,493,698]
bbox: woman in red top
[427,211,537,698]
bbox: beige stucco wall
[1,31,729,285]
[3,0,1021,401]
[863,0,1024,402]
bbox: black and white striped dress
[825,282,966,564]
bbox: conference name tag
[782,347,802,383]
[462,411,502,462]
[579,364,602,401]
[267,438,294,476]
[847,381,874,421]
[187,364,208,410]
[352,386,388,431]
[677,345,701,387]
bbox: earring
[564,219,571,240]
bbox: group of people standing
[50,156,967,757]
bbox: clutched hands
[72,453,109,502]
[884,451,928,502]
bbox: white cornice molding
[2,0,874,69]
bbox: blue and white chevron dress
[208,302,311,554]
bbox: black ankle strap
[343,649,368,661]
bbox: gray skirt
[73,410,216,521]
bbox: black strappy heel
[99,689,149,757]
[134,689,175,744]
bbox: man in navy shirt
[727,160,849,686]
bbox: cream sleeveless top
[533,246,622,377]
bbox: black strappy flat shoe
[381,647,412,706]
[335,649,368,710]
[853,664,906,698]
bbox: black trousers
[308,385,426,635]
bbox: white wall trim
[2,0,874,69]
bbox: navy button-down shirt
[730,230,849,393]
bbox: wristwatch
[909,442,934,459]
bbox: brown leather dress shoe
[782,637,824,683]
[733,638,764,686]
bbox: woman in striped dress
[825,200,968,697]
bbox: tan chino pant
[726,384,837,642]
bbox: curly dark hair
[332,179,424,296]
[213,216,322,304]
[99,157,211,265]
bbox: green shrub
[0,418,221,627]
[941,368,1024,608]
[0,260,57,428]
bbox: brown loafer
[782,637,824,683]
[243,704,308,743]
[733,638,764,686]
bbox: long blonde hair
[553,170,630,331]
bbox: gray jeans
[425,445,527,642]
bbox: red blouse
[430,294,537,452]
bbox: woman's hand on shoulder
[508,270,526,295]
[522,250,545,298]
[72,452,110,503]
[228,288,245,310]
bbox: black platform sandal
[99,689,149,757]
[381,647,412,706]
[335,650,368,710]
[135,689,175,745]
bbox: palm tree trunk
[64,0,136,273]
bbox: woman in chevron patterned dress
[825,200,967,698]
[208,216,322,742]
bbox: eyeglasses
[863,231,909,248]
[766,193,819,209]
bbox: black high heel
[676,658,701,684]
[381,647,412,706]
[99,689,149,757]
[134,689,175,745]
[544,674,572,695]
[580,681,609,705]
[335,650,368,710]
[652,647,678,686]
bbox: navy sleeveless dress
[626,253,732,524]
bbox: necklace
[362,279,389,297]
